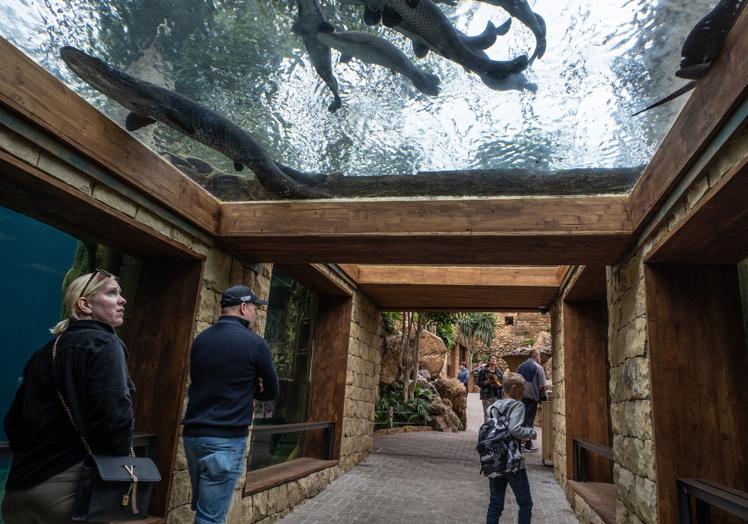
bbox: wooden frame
[243,265,352,496]
[562,299,611,484]
[645,264,748,524]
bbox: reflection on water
[0,0,717,191]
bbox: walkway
[279,393,578,523]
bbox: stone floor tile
[280,393,578,524]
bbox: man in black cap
[182,284,279,524]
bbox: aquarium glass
[0,0,721,198]
[250,268,318,469]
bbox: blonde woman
[2,269,134,523]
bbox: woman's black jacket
[4,320,135,490]
[477,366,504,400]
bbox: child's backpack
[476,402,523,477]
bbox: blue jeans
[486,469,533,524]
[183,435,247,524]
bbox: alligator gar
[316,26,440,96]
[60,46,329,199]
[292,0,343,112]
[376,0,529,86]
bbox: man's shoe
[525,445,537,452]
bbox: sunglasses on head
[78,268,115,299]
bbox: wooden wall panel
[645,264,748,524]
[123,259,203,517]
[630,9,748,230]
[306,297,352,459]
[563,300,612,483]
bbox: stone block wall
[550,295,567,488]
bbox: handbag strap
[51,335,135,458]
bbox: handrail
[677,478,748,523]
[251,420,336,460]
[572,437,613,482]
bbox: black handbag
[52,335,161,521]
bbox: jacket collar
[217,315,250,329]
[66,319,116,334]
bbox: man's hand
[256,377,264,394]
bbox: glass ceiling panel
[0,0,725,200]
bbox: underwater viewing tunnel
[0,0,747,522]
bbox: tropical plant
[456,312,497,369]
[375,382,433,429]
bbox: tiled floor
[279,393,578,523]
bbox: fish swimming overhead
[375,0,529,87]
[316,26,441,96]
[59,46,329,199]
[676,0,746,79]
[292,0,342,112]
[476,0,546,61]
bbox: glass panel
[0,206,77,441]
[0,0,723,198]
[250,269,318,469]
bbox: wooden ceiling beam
[218,197,632,265]
[350,266,562,311]
[355,265,561,286]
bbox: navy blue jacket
[182,316,279,437]
[4,320,134,489]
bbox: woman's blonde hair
[50,271,116,335]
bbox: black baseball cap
[220,285,268,307]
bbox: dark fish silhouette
[368,0,529,88]
[475,0,546,60]
[677,0,746,79]
[60,46,329,199]
[292,0,342,112]
[316,25,441,96]
[634,0,745,115]
[431,0,546,60]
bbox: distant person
[517,349,547,451]
[457,362,469,390]
[477,355,503,419]
[182,285,279,524]
[485,372,536,524]
[3,270,134,523]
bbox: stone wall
[550,299,567,488]
[550,120,748,524]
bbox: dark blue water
[0,206,77,441]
